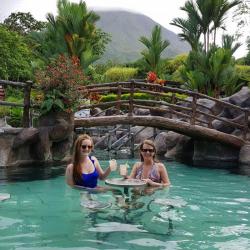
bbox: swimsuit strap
[135,163,144,179]
[136,162,161,182]
[89,156,95,167]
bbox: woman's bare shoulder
[133,162,141,168]
[156,162,166,169]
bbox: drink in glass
[119,164,127,177]
[109,159,117,171]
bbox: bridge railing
[0,79,33,127]
[78,80,249,141]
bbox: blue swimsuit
[75,156,99,188]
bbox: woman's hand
[142,178,165,188]
[142,178,155,186]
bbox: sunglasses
[81,145,93,150]
[141,148,154,153]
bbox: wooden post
[207,109,213,128]
[128,80,134,116]
[243,108,249,140]
[190,93,197,125]
[22,81,32,128]
[208,116,213,128]
[130,132,135,158]
[171,93,176,104]
[116,83,122,114]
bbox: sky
[0,0,248,57]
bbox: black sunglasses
[81,145,93,149]
[141,148,154,153]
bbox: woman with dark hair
[65,134,116,188]
[128,139,170,187]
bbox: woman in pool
[128,139,170,187]
[65,134,116,188]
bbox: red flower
[147,71,157,83]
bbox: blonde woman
[129,139,170,187]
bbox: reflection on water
[0,164,66,184]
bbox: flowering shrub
[147,71,157,83]
[89,92,101,102]
[35,55,86,114]
[146,71,166,86]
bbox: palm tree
[222,34,241,55]
[170,16,202,51]
[173,0,240,53]
[181,0,219,52]
[212,0,241,45]
[46,0,100,69]
[139,25,169,75]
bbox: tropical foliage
[0,25,33,81]
[139,25,169,75]
[35,55,86,114]
[104,67,138,82]
[39,0,110,71]
[3,12,46,35]
[171,0,243,97]
[171,0,240,53]
[181,46,240,97]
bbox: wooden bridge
[0,79,249,148]
[75,80,249,148]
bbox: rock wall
[0,112,73,167]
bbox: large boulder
[12,128,39,149]
[0,111,75,167]
[130,126,155,143]
[193,140,240,167]
[164,131,183,149]
[134,108,150,116]
[228,86,250,107]
[239,143,250,165]
[212,113,245,135]
[197,99,218,113]
[90,107,102,116]
[0,129,21,166]
[164,132,193,162]
[154,132,168,155]
[218,87,250,120]
[48,118,72,142]
[150,105,169,117]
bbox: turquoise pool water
[0,160,250,250]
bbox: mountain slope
[96,10,190,63]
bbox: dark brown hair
[72,134,94,184]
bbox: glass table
[105,178,147,197]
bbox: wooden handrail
[84,81,247,112]
[0,79,27,88]
[0,79,33,127]
[79,80,249,142]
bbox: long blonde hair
[72,134,94,184]
[139,139,157,162]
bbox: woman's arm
[128,162,140,179]
[158,163,171,186]
[92,156,112,180]
[65,164,74,186]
